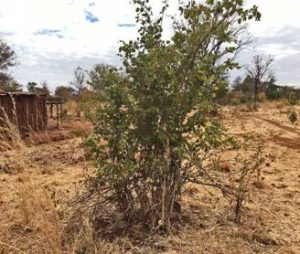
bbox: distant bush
[265,83,283,100]
[257,92,267,103]
[230,98,242,105]
[288,92,298,106]
[55,86,75,101]
[288,111,298,124]
[228,91,250,105]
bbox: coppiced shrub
[84,0,261,232]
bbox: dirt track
[252,115,300,150]
[222,104,300,253]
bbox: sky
[0,0,300,91]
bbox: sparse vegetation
[1,0,300,253]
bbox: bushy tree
[27,81,38,93]
[231,75,256,103]
[27,81,50,95]
[85,0,260,232]
[0,73,22,92]
[0,40,16,71]
[0,40,20,92]
[265,76,282,100]
[88,64,117,92]
[55,85,75,101]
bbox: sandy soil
[0,103,299,253]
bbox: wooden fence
[0,92,47,132]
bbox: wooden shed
[0,92,47,132]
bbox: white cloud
[231,0,300,86]
[0,0,140,90]
[247,0,300,35]
[0,0,300,90]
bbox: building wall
[0,93,47,132]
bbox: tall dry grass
[0,107,24,152]
[64,101,81,117]
[0,174,121,254]
[0,175,64,253]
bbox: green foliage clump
[288,111,298,124]
[88,64,118,92]
[230,97,242,106]
[0,40,20,92]
[85,0,261,232]
[288,91,298,106]
[55,86,75,101]
[0,73,22,92]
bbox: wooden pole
[56,103,59,128]
[50,103,53,118]
[60,103,62,117]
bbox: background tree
[69,67,88,117]
[70,66,87,96]
[27,81,38,93]
[27,81,50,95]
[0,40,16,71]
[88,64,117,92]
[0,40,20,92]
[232,75,256,103]
[0,73,22,92]
[85,0,261,232]
[55,85,75,101]
[246,55,273,109]
[39,81,50,95]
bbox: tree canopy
[88,64,117,92]
[0,73,22,92]
[55,85,75,101]
[85,0,261,232]
[0,40,20,92]
[0,40,16,71]
[27,81,50,95]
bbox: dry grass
[0,174,120,254]
[1,176,56,253]
[11,177,63,253]
[0,107,24,152]
[0,102,300,253]
[64,101,81,117]
[0,109,27,175]
[0,136,123,254]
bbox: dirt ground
[23,116,93,145]
[0,103,299,254]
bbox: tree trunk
[253,80,259,111]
